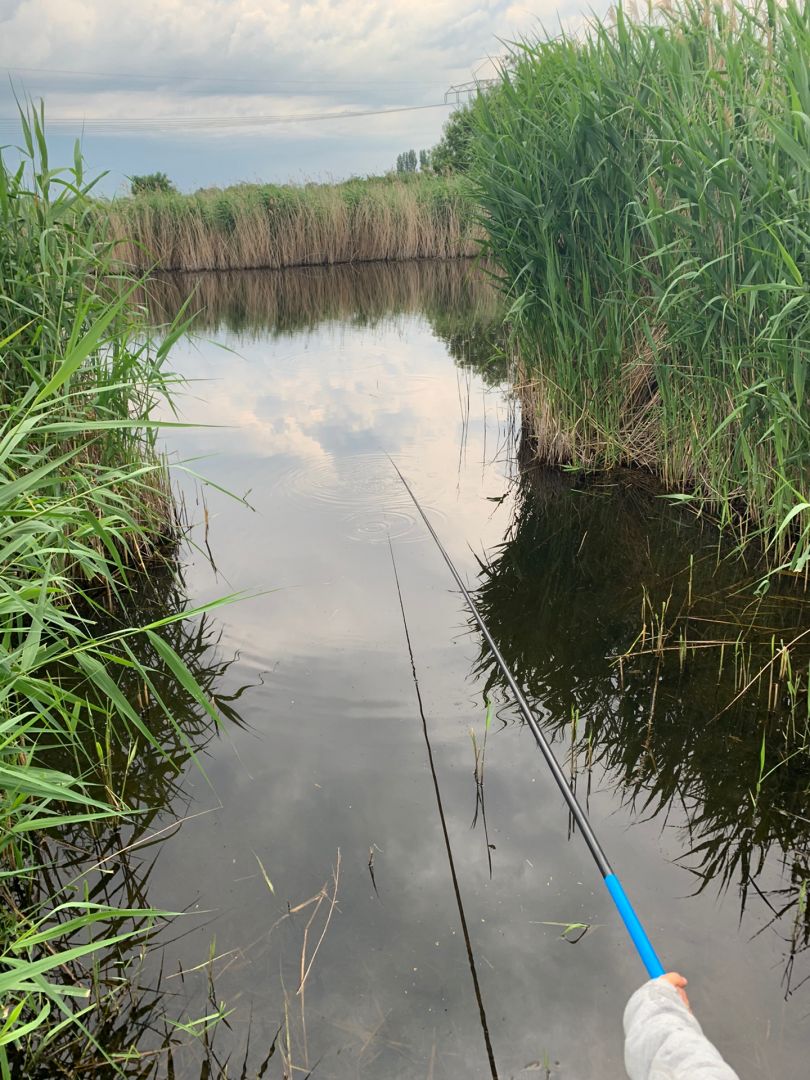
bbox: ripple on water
[396,372,443,396]
[342,505,447,544]
[272,450,447,543]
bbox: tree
[419,149,431,172]
[130,172,177,195]
[395,149,419,174]
[429,104,478,174]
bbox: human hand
[661,972,690,1010]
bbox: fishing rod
[389,460,666,979]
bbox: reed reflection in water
[473,461,810,998]
[142,259,500,337]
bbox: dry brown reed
[515,335,669,476]
[110,175,480,273]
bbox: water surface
[43,261,810,1077]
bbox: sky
[0,0,593,193]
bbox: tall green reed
[0,107,233,1073]
[472,0,810,572]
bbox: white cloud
[0,0,580,122]
[0,0,596,184]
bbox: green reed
[472,0,810,571]
[0,106,233,1072]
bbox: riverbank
[110,173,480,272]
[472,0,810,573]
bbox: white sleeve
[623,977,740,1080]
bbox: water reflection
[142,259,507,386]
[143,259,500,335]
[473,460,810,996]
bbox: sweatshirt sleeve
[623,977,740,1080]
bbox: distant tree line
[393,101,479,176]
[395,149,432,173]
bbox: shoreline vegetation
[0,107,229,1072]
[466,0,810,898]
[110,173,480,272]
[471,0,810,575]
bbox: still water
[53,262,810,1076]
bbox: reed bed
[472,0,810,571]
[0,108,230,1070]
[111,174,480,273]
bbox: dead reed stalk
[109,176,481,272]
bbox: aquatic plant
[109,173,479,272]
[472,0,810,571]
[0,106,235,1071]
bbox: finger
[663,972,687,987]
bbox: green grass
[0,105,235,1073]
[110,172,480,272]
[471,0,810,572]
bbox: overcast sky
[0,1,595,193]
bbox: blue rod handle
[604,873,665,978]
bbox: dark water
[36,262,810,1077]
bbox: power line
[2,82,432,101]
[444,79,498,104]
[1,64,451,89]
[0,101,451,136]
